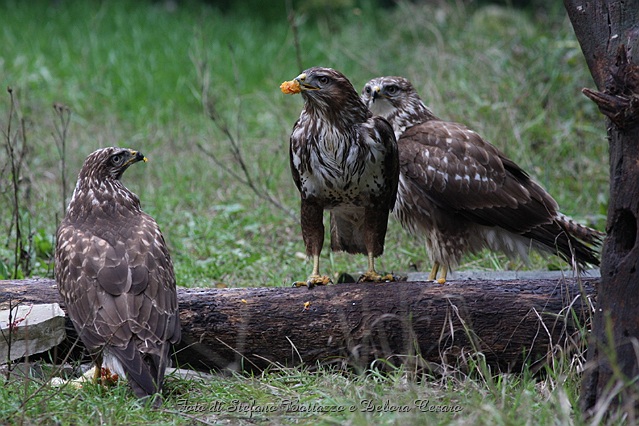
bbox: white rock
[0,303,67,362]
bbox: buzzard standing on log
[281,67,399,287]
[55,147,180,405]
[361,76,603,283]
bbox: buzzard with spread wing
[55,147,180,405]
[361,76,603,282]
[282,67,399,287]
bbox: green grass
[0,0,608,285]
[0,360,589,426]
[0,0,614,424]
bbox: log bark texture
[564,0,639,416]
[1,277,595,373]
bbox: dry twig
[190,37,295,219]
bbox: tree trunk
[564,0,639,418]
[1,277,595,373]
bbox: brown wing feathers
[406,121,601,270]
[362,75,602,274]
[55,147,180,405]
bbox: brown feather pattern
[362,76,603,276]
[288,67,399,282]
[55,147,180,404]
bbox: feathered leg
[293,200,332,288]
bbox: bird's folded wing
[399,120,560,232]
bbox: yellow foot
[292,275,333,288]
[428,263,447,284]
[357,271,397,283]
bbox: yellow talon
[293,275,332,288]
[357,252,396,283]
[428,262,447,283]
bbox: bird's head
[361,76,419,118]
[361,76,436,134]
[79,147,147,182]
[284,67,368,123]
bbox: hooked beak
[371,85,382,100]
[129,149,148,164]
[295,73,319,91]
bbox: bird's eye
[386,85,398,95]
[364,86,371,94]
[111,154,123,166]
[318,76,330,85]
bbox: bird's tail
[526,213,604,273]
[111,341,171,407]
[556,213,605,245]
[329,211,367,255]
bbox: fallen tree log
[0,277,597,373]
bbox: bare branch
[190,38,295,220]
[286,0,304,71]
[52,102,72,215]
[3,87,31,278]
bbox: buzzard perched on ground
[282,67,399,287]
[55,147,180,405]
[361,76,603,282]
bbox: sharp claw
[315,276,332,286]
[381,273,397,282]
[292,275,332,288]
[357,271,397,283]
